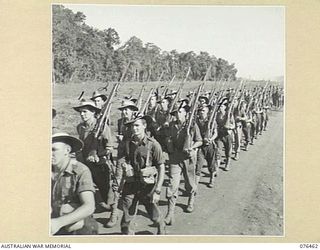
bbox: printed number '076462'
[300,244,318,249]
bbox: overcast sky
[63,4,284,80]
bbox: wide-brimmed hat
[166,90,178,96]
[178,98,190,104]
[186,91,194,98]
[90,90,107,101]
[73,100,101,113]
[52,132,83,153]
[198,103,212,111]
[219,97,230,106]
[199,95,209,104]
[124,112,154,126]
[170,104,191,115]
[118,100,139,111]
[157,95,171,104]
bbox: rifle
[183,65,211,151]
[136,84,145,110]
[224,80,244,129]
[140,87,155,114]
[94,63,130,138]
[162,75,176,97]
[155,71,165,96]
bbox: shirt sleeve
[152,140,165,166]
[76,168,95,194]
[193,123,202,142]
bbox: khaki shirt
[51,159,95,218]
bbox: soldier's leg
[140,185,165,235]
[215,139,222,171]
[223,134,232,171]
[234,124,242,160]
[120,183,139,235]
[195,148,205,189]
[250,121,256,144]
[183,156,197,213]
[242,122,250,151]
[87,163,109,205]
[206,143,217,188]
[165,163,182,225]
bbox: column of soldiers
[51,79,283,235]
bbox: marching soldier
[115,113,166,235]
[146,92,158,119]
[73,100,118,228]
[117,100,139,143]
[51,132,98,235]
[91,90,108,110]
[154,96,171,150]
[196,104,219,188]
[216,98,235,171]
[164,104,203,223]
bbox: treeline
[52,5,238,84]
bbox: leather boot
[225,158,231,171]
[105,203,118,228]
[186,192,195,213]
[208,172,215,188]
[156,221,166,235]
[164,199,175,226]
[234,152,239,161]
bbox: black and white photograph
[51,4,284,236]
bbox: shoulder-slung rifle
[183,65,211,151]
[94,63,130,138]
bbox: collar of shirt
[80,119,97,131]
[131,135,148,147]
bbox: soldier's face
[161,99,169,110]
[122,107,133,119]
[52,142,70,167]
[79,108,95,122]
[94,97,105,109]
[199,98,206,105]
[150,96,157,107]
[199,107,209,118]
[176,108,187,122]
[132,119,146,137]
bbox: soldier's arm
[191,124,203,149]
[151,141,166,203]
[51,191,95,235]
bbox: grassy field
[53,80,215,137]
[52,80,270,138]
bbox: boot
[105,203,118,228]
[156,221,166,235]
[121,226,135,235]
[208,172,215,188]
[224,158,231,171]
[164,199,175,226]
[186,193,195,213]
[234,152,239,161]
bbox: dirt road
[93,109,284,236]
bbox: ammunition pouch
[122,163,135,183]
[140,166,158,185]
